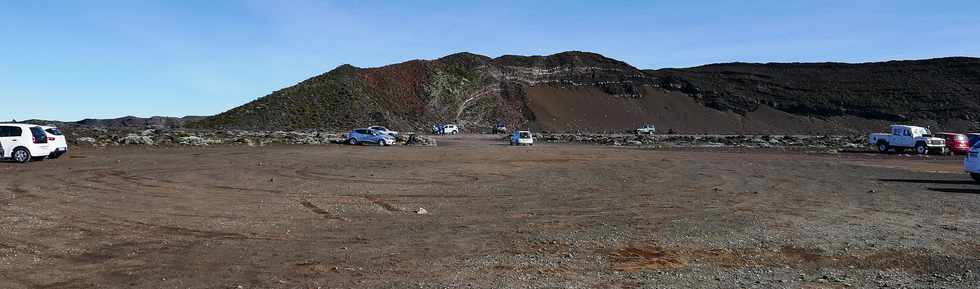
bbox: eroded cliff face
[191,52,980,134]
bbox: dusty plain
[1,135,978,288]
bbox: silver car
[346,128,395,146]
[368,126,398,137]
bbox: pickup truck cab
[869,125,946,155]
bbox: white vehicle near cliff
[0,123,53,163]
[869,125,947,155]
[636,124,656,135]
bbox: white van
[0,124,53,163]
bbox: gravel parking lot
[1,135,978,288]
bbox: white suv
[442,124,459,135]
[0,124,53,163]
[42,126,68,159]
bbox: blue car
[346,128,395,146]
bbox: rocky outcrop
[63,127,411,147]
[536,133,866,150]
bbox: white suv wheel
[13,148,30,163]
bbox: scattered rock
[406,134,437,146]
[177,136,208,146]
[75,137,97,145]
[119,134,154,145]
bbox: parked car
[966,133,980,147]
[441,124,459,135]
[0,123,53,163]
[368,126,398,138]
[636,124,656,134]
[346,128,395,146]
[935,132,970,155]
[964,142,980,182]
[510,131,534,146]
[868,125,946,155]
[494,125,507,134]
[41,126,68,159]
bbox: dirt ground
[1,135,978,289]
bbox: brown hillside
[190,52,980,134]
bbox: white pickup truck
[869,125,947,155]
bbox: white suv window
[0,126,22,137]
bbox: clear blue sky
[2,0,978,121]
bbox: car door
[897,127,912,147]
[357,130,375,142]
[0,126,12,157]
[352,130,365,142]
[0,126,25,157]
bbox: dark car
[936,132,970,155]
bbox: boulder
[406,134,437,146]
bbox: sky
[1,0,979,121]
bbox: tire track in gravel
[299,200,347,221]
[111,218,289,241]
[70,168,289,201]
[1,182,42,205]
[364,196,402,212]
[296,169,461,186]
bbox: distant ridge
[21,116,205,128]
[89,52,980,133]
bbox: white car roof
[0,123,43,127]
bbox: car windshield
[519,132,531,138]
[956,134,967,141]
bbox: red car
[936,132,970,154]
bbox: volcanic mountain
[190,52,980,134]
